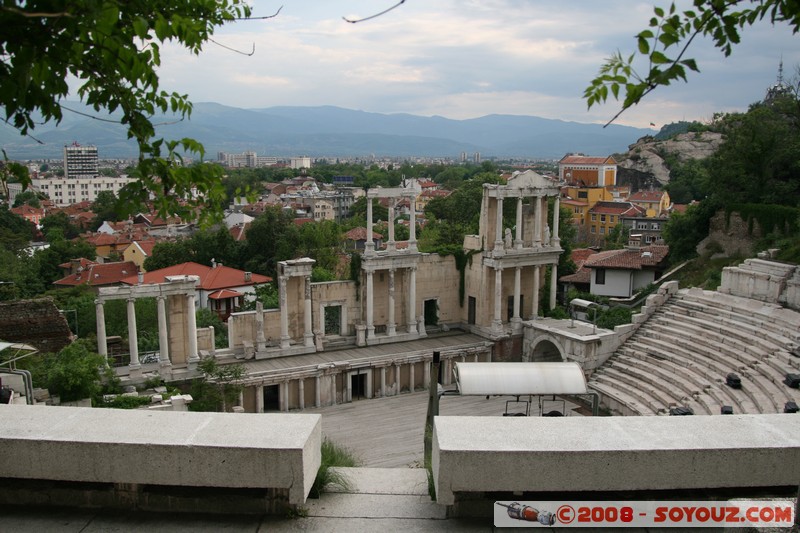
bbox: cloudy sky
[158,1,799,130]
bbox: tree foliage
[244,206,300,277]
[190,357,245,412]
[42,341,107,403]
[584,0,800,123]
[0,1,251,223]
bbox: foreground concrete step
[304,493,446,520]
[326,467,430,495]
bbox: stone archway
[527,336,565,362]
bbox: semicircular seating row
[588,288,800,416]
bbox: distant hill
[0,102,654,160]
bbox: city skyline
[144,1,799,130]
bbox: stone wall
[0,297,72,353]
[697,210,761,258]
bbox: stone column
[407,267,417,334]
[552,196,561,247]
[126,298,140,369]
[315,375,321,407]
[515,196,523,249]
[395,363,401,395]
[281,381,289,411]
[550,263,558,311]
[187,293,199,363]
[512,266,522,324]
[298,379,305,410]
[387,199,396,252]
[95,299,107,358]
[534,195,542,247]
[492,267,503,333]
[408,194,417,251]
[256,385,264,413]
[279,275,290,348]
[366,270,375,340]
[380,366,387,397]
[331,374,337,405]
[256,301,266,352]
[495,197,504,250]
[387,268,396,336]
[365,196,375,255]
[409,363,415,392]
[424,361,430,390]
[532,266,540,319]
[346,372,353,402]
[156,295,171,368]
[303,276,314,347]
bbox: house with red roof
[345,227,383,251]
[559,248,601,292]
[10,204,46,227]
[582,241,669,298]
[628,189,671,217]
[586,201,645,242]
[120,262,272,321]
[53,260,139,291]
[122,240,156,271]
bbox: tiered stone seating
[589,286,800,416]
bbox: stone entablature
[96,277,200,377]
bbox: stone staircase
[590,288,800,416]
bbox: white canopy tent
[450,362,599,416]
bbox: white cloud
[152,1,800,129]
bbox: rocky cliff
[615,131,724,189]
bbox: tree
[90,190,121,230]
[244,207,300,277]
[584,1,800,123]
[190,357,245,412]
[41,211,81,241]
[12,190,41,208]
[43,341,107,403]
[0,1,252,223]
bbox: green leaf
[650,51,670,64]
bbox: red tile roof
[345,227,382,241]
[121,262,271,290]
[53,261,138,287]
[628,190,665,203]
[588,201,646,217]
[560,198,588,207]
[208,289,244,300]
[584,245,669,270]
[420,190,450,199]
[559,155,616,165]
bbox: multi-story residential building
[32,176,134,207]
[621,215,669,244]
[63,143,98,180]
[217,151,279,168]
[587,201,645,240]
[290,156,312,170]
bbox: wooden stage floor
[293,388,582,468]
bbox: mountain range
[0,102,653,160]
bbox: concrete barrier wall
[433,414,800,506]
[0,405,321,510]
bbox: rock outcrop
[615,132,724,187]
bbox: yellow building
[559,155,617,187]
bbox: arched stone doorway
[529,338,563,362]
